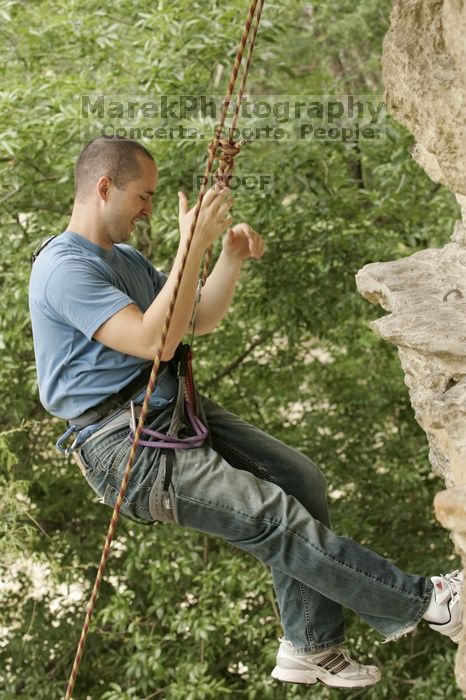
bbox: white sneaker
[424,570,463,643]
[271,638,381,689]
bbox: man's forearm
[193,251,243,334]
[92,189,235,362]
[142,240,204,358]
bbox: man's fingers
[211,191,233,215]
[233,223,265,259]
[209,188,234,227]
[178,191,189,216]
[253,231,265,258]
[184,187,231,225]
[216,200,234,220]
[201,185,231,209]
[248,230,263,259]
[201,186,218,207]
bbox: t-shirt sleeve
[44,259,134,341]
[117,244,168,299]
[144,255,168,296]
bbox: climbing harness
[55,346,207,455]
[127,346,208,450]
[55,363,158,455]
[64,1,266,697]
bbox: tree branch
[202,329,276,389]
[0,176,61,205]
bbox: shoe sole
[429,625,462,643]
[271,666,381,689]
[428,613,463,643]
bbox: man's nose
[143,199,153,218]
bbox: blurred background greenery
[0,0,462,697]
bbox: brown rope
[201,0,265,286]
[208,138,245,189]
[64,1,265,697]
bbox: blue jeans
[77,395,433,652]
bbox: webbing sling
[127,345,208,449]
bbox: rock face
[382,0,466,196]
[356,0,466,691]
[355,223,466,487]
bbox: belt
[67,362,166,430]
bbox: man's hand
[190,221,265,335]
[178,187,233,251]
[222,223,266,262]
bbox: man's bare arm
[93,188,233,360]
[192,223,265,335]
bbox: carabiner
[55,424,81,455]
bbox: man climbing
[29,136,463,690]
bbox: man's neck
[68,208,113,250]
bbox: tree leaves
[0,0,461,698]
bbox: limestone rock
[355,224,466,487]
[356,223,466,692]
[435,486,466,552]
[382,0,466,195]
[358,1,466,689]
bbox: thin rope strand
[229,0,265,138]
[201,0,265,286]
[64,2,264,697]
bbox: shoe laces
[438,570,463,599]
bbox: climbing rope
[64,1,265,697]
[201,0,264,284]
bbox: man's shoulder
[32,231,85,268]
[30,232,69,289]
[30,232,104,299]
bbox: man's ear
[97,175,112,201]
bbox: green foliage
[0,0,462,698]
[0,429,36,557]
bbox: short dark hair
[74,136,155,200]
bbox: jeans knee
[316,466,328,495]
[304,457,328,495]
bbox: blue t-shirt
[29,230,177,420]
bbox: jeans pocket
[80,426,130,486]
[101,482,155,524]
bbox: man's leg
[201,395,345,651]
[168,437,432,643]
[77,399,432,642]
[76,403,459,689]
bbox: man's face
[103,154,158,245]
